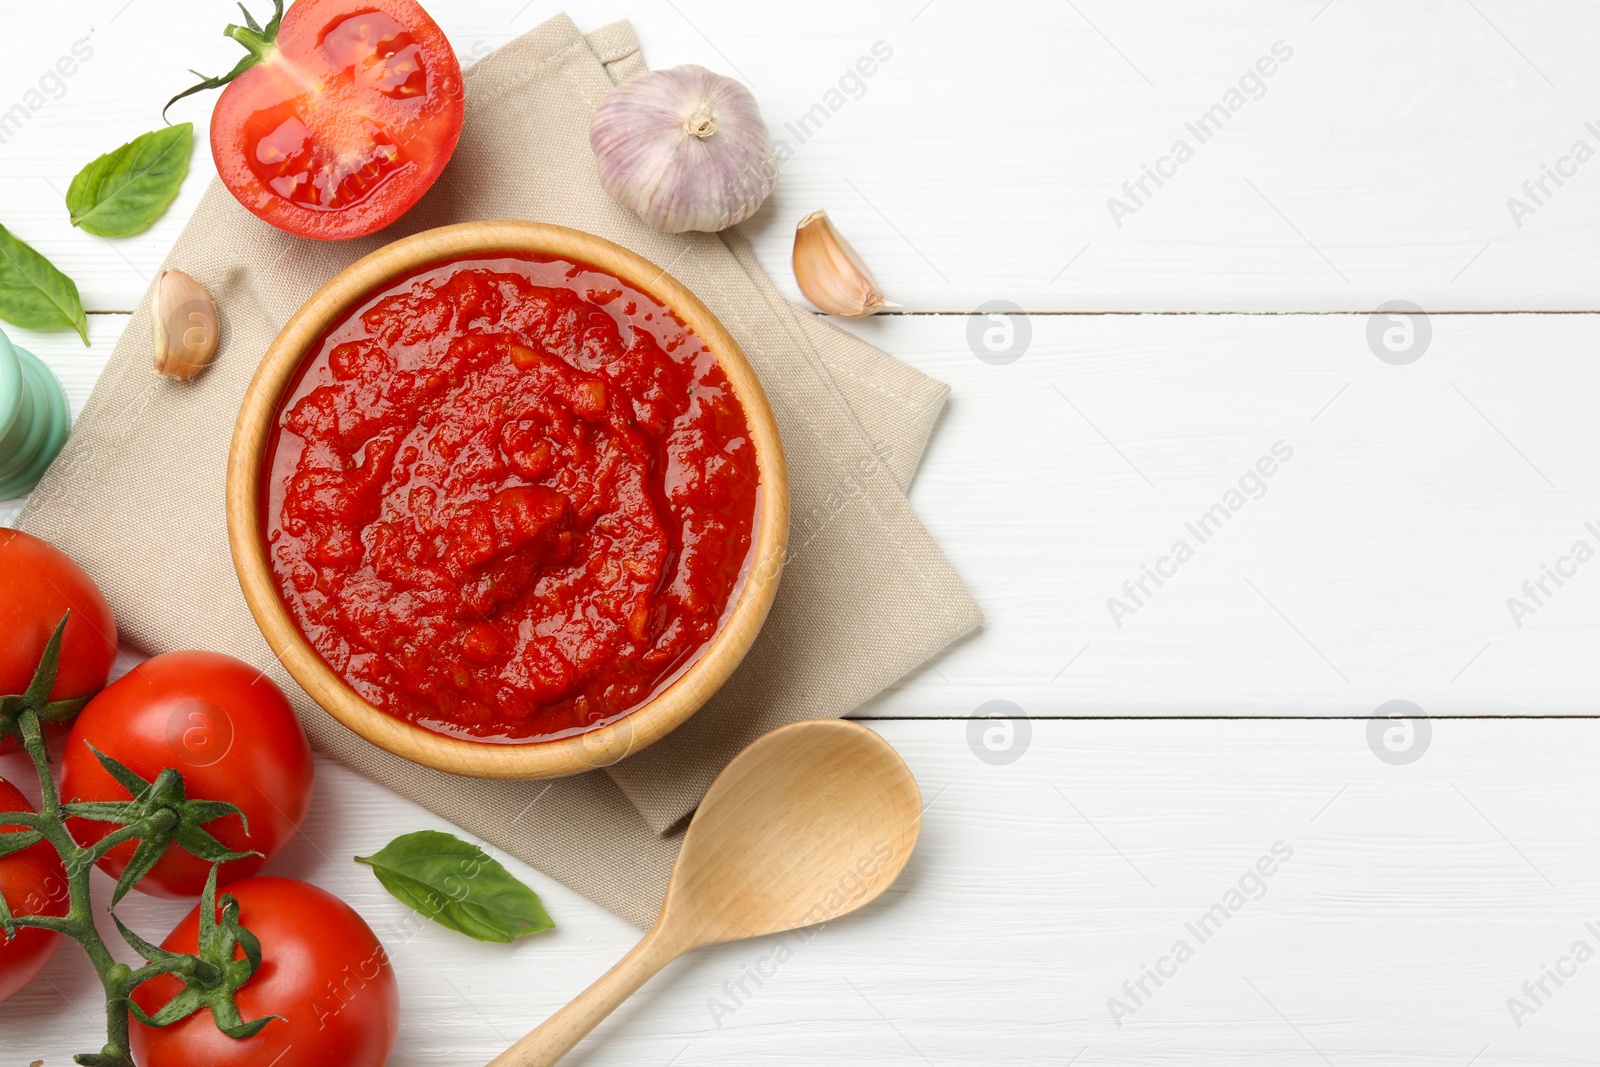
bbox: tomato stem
[14,708,136,1067]
[223,21,278,66]
[162,0,283,123]
[83,809,180,866]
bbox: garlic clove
[151,269,219,381]
[590,65,778,234]
[792,210,895,318]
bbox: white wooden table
[7,2,1600,1063]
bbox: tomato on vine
[61,652,314,899]
[131,877,400,1067]
[0,544,295,1066]
[0,529,118,753]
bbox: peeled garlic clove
[151,269,219,381]
[793,210,894,317]
[590,65,778,234]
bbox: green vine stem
[0,616,275,1066]
[162,0,285,122]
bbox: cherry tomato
[0,778,68,1003]
[206,0,464,240]
[0,529,118,753]
[131,877,399,1067]
[60,652,313,899]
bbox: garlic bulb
[792,210,894,317]
[151,269,219,381]
[590,65,778,234]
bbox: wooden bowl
[227,221,788,779]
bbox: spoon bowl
[663,717,922,947]
[489,719,922,1066]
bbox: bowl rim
[226,220,789,780]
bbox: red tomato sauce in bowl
[262,255,759,743]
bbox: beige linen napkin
[17,15,980,926]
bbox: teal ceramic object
[0,330,72,499]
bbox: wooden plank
[9,5,1598,1066]
[12,311,1600,715]
[5,2,1600,312]
[831,311,1600,717]
[3,718,1597,1064]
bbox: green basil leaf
[0,224,88,345]
[66,123,194,238]
[356,830,554,943]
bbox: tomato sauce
[264,255,759,742]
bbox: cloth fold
[16,14,980,926]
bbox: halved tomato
[171,0,466,240]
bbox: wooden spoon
[487,719,923,1066]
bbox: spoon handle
[487,925,682,1067]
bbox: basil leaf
[66,123,194,238]
[0,224,88,345]
[356,830,554,943]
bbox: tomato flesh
[60,651,314,898]
[212,0,464,240]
